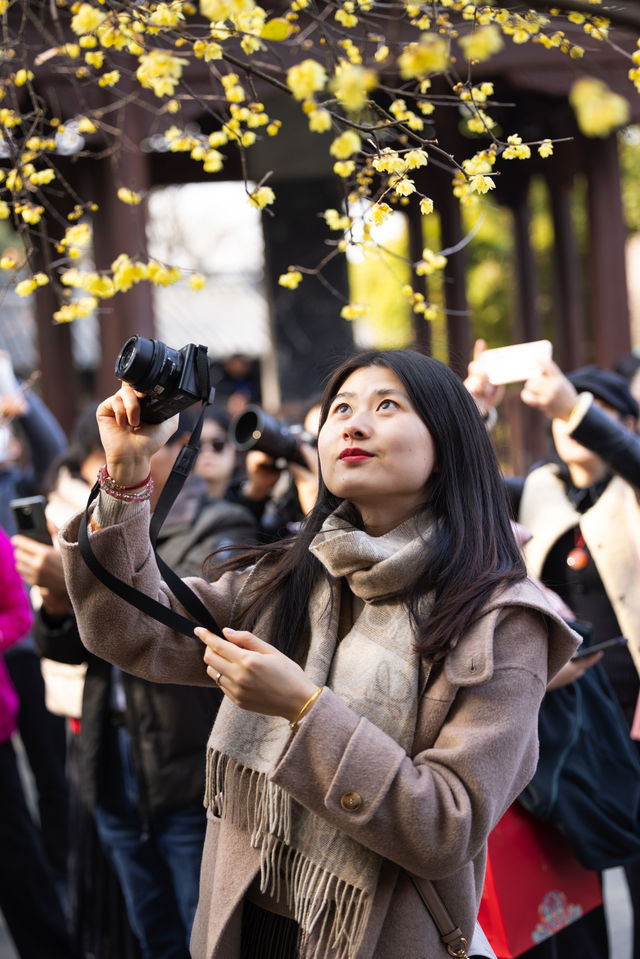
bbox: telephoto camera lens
[230,405,308,466]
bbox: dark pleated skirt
[240,898,299,959]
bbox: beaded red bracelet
[99,465,152,490]
[97,465,154,503]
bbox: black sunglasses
[200,438,228,453]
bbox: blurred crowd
[1,339,639,959]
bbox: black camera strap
[78,346,222,640]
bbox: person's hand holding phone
[12,533,71,617]
[520,359,579,421]
[464,339,505,418]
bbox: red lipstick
[339,447,373,462]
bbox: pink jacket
[0,526,34,742]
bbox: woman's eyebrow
[331,387,406,402]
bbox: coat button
[340,792,362,811]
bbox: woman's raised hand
[196,625,319,723]
[96,383,178,486]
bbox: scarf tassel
[205,748,370,959]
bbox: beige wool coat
[59,506,578,959]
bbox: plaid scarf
[205,505,433,959]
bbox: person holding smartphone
[466,344,640,959]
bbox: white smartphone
[478,340,552,386]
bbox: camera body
[114,336,214,424]
[230,405,315,467]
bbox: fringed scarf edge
[205,747,371,959]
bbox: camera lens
[115,336,171,394]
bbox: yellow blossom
[53,297,97,323]
[98,70,120,87]
[405,149,428,169]
[112,254,148,291]
[392,177,415,197]
[85,51,104,68]
[335,8,357,28]
[0,255,15,270]
[137,51,188,98]
[200,0,255,21]
[469,174,495,194]
[19,205,45,224]
[340,303,366,320]
[16,274,48,297]
[538,140,553,158]
[308,109,332,133]
[64,223,92,249]
[398,33,448,79]
[278,270,303,289]
[14,69,34,87]
[324,209,350,230]
[329,130,361,159]
[458,25,503,62]
[369,202,391,226]
[83,273,116,298]
[569,77,630,138]
[189,273,206,291]
[247,186,275,209]
[77,116,97,134]
[147,261,182,286]
[117,187,142,205]
[416,248,447,275]
[330,62,376,113]
[287,60,327,101]
[420,197,434,215]
[6,170,21,192]
[150,2,185,26]
[333,160,355,178]
[203,150,224,173]
[29,169,56,186]
[71,4,107,35]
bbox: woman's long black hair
[212,350,525,659]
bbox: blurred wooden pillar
[504,178,548,469]
[33,283,78,436]
[261,177,354,403]
[546,163,586,372]
[438,185,471,377]
[91,105,155,400]
[583,134,631,368]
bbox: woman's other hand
[520,360,579,421]
[196,625,319,723]
[464,339,505,418]
[96,383,178,487]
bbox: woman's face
[195,420,236,490]
[317,365,436,531]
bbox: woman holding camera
[59,349,577,959]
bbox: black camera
[114,335,214,424]
[230,405,316,467]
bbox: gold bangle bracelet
[289,686,323,732]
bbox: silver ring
[215,671,222,686]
